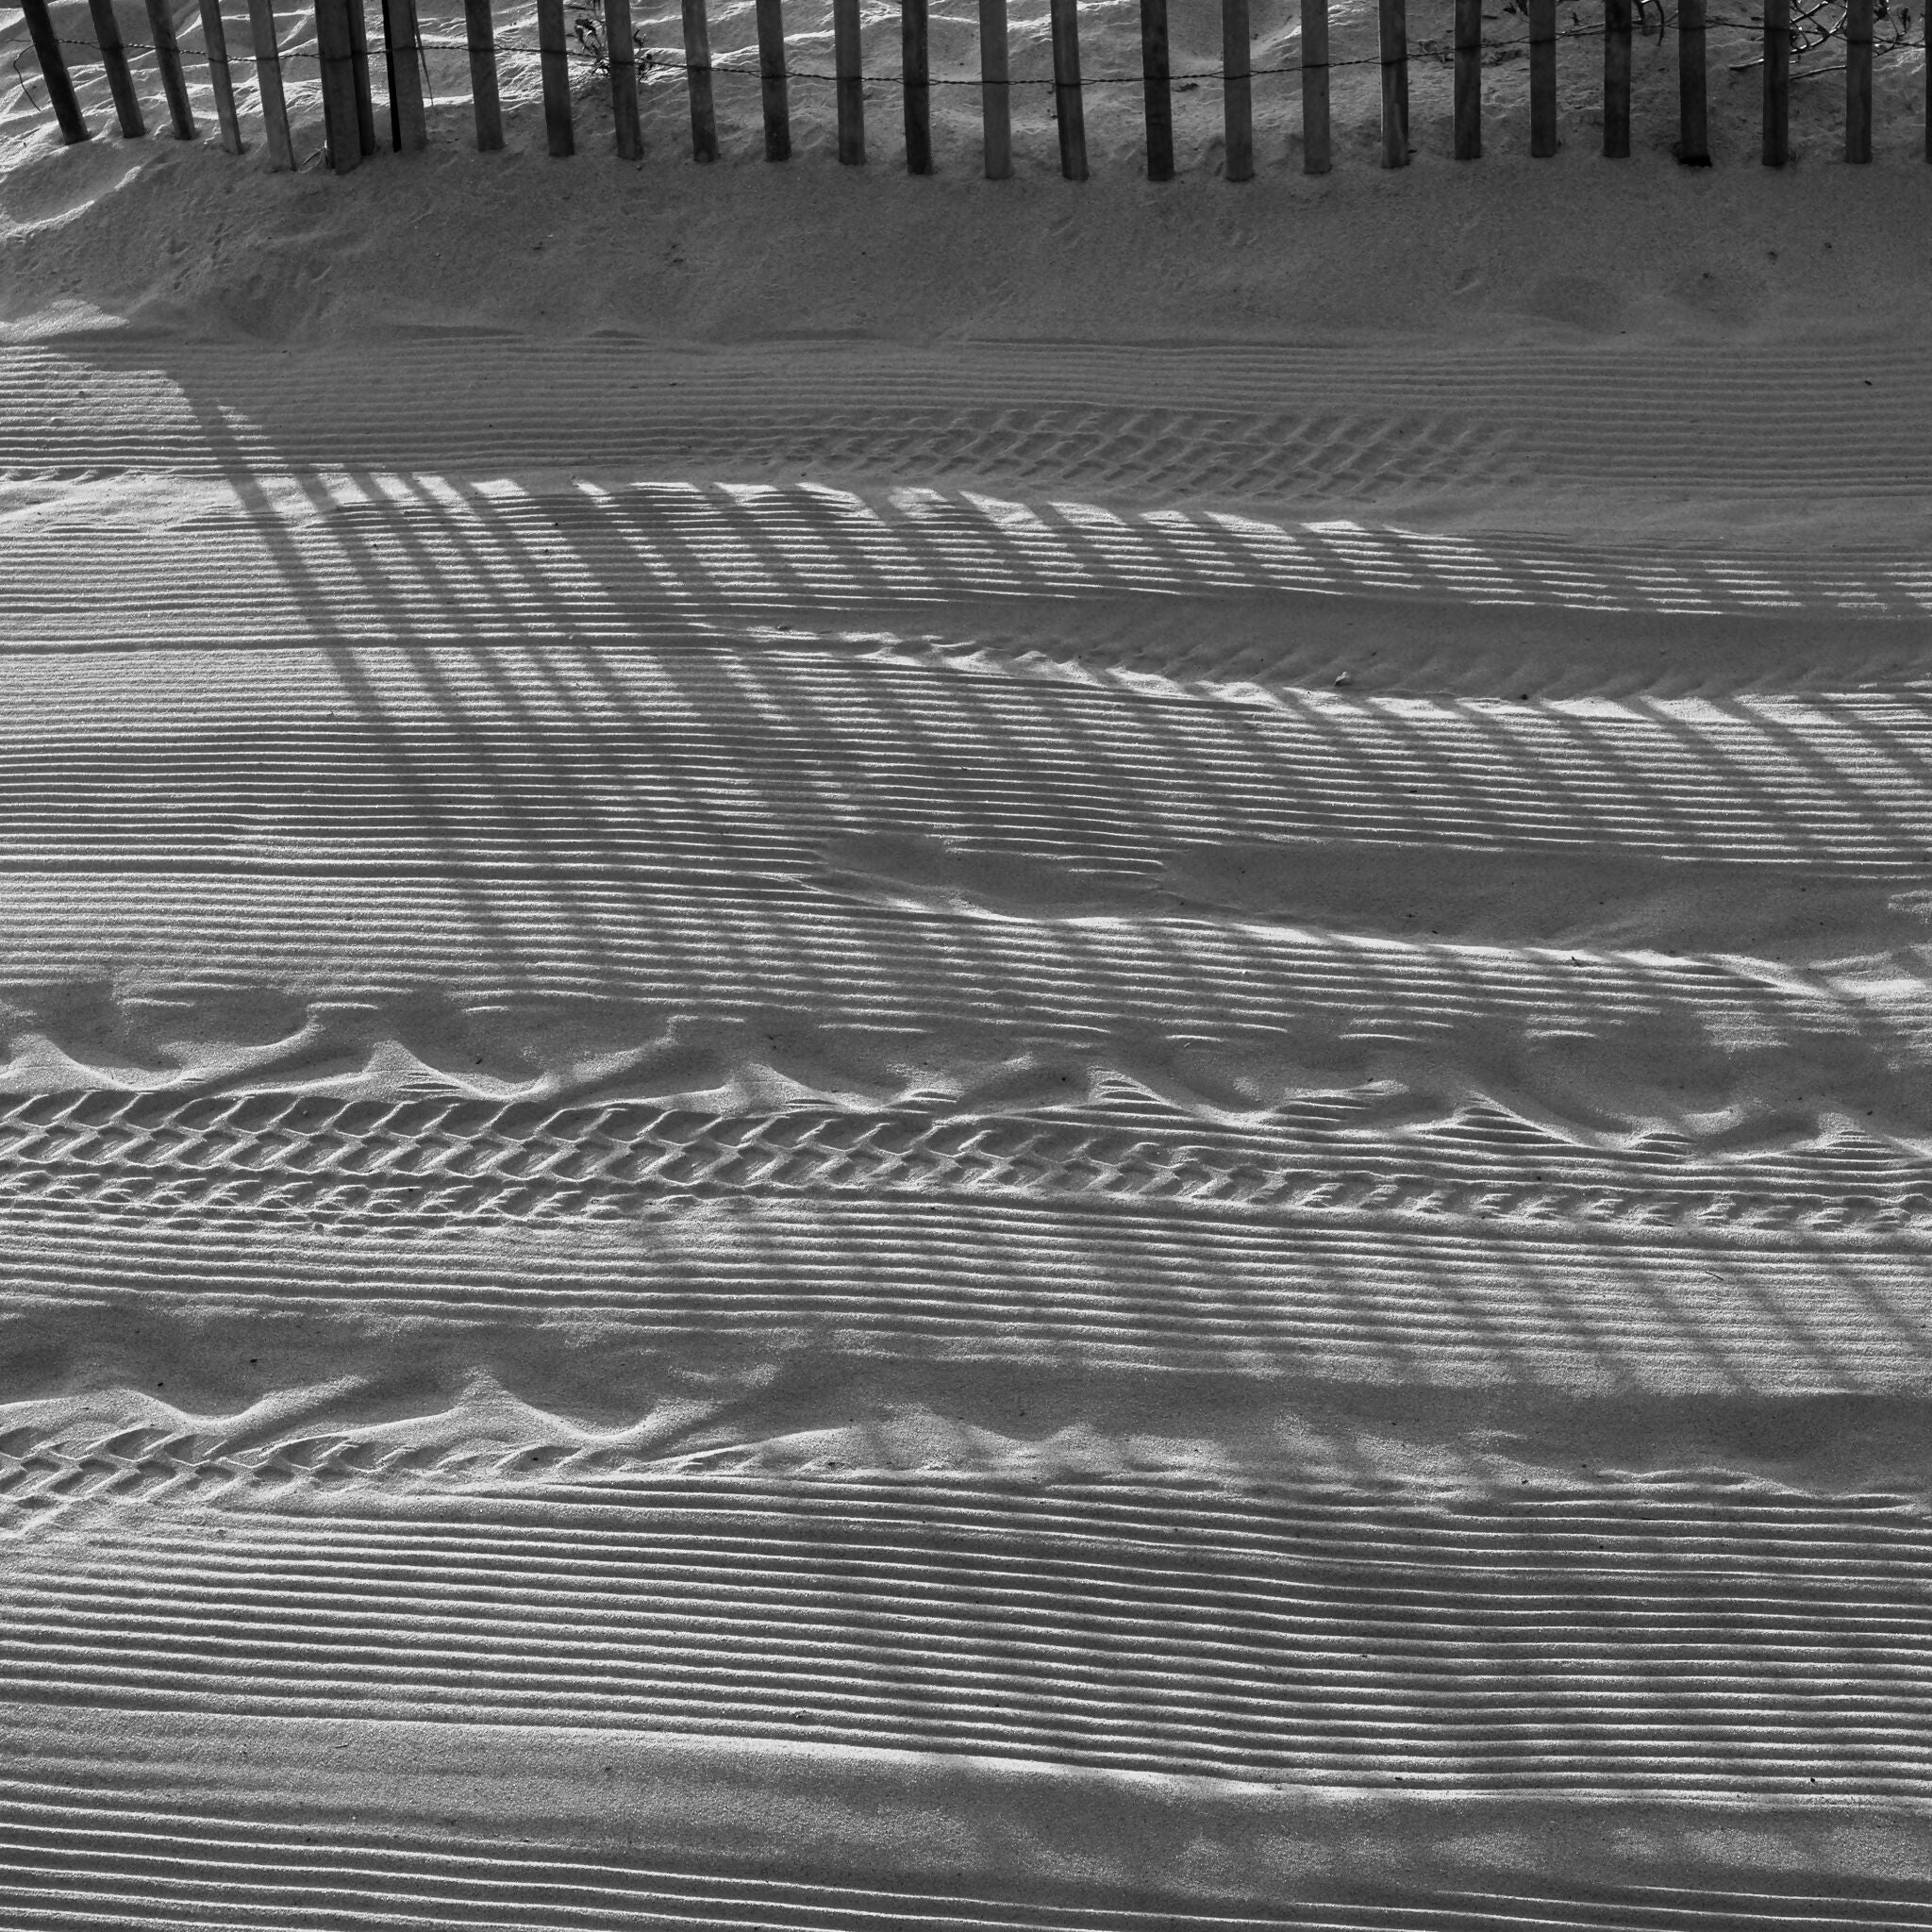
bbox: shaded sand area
[4,9,1932,1924]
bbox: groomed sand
[1,3,1931,1925]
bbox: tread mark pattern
[2,1092,1928,1240]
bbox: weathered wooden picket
[10,0,1927,178]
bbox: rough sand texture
[3,8,1932,1925]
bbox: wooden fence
[10,0,1925,178]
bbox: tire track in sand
[3,325,1928,1910]
[6,1092,1932,1243]
[5,337,1931,514]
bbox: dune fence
[8,0,1929,177]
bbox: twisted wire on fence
[20,9,1926,88]
[11,0,1926,176]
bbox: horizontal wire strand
[28,11,1924,83]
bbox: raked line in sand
[2,317,1930,1924]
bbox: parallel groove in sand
[6,1191,1928,1392]
[1,1784,1927,1932]
[0,875,1912,1047]
[10,491,1932,629]
[6,341,1931,500]
[3,1477,1929,1790]
[6,325,1929,1913]
[8,617,1924,708]
[3,660,1930,867]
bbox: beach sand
[2,4,1931,1924]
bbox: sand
[2,0,1932,1924]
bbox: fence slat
[1845,0,1872,161]
[1451,0,1477,157]
[1221,0,1252,179]
[1676,0,1708,163]
[144,0,198,137]
[1761,0,1787,164]
[835,0,864,161]
[1528,0,1555,153]
[1300,0,1329,173]
[21,0,90,141]
[606,0,642,158]
[88,0,147,136]
[904,0,931,172]
[1049,0,1087,179]
[680,0,718,159]
[1377,0,1406,166]
[536,0,575,154]
[246,0,293,165]
[382,7,397,142]
[1602,0,1628,156]
[1140,0,1171,179]
[978,0,1009,176]
[755,0,791,158]
[347,0,377,153]
[314,0,363,169]
[381,0,427,148]
[463,0,503,149]
[200,0,246,151]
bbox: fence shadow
[1,331,1930,1844]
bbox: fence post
[1301,0,1329,172]
[1140,0,1171,178]
[1049,0,1087,179]
[606,0,642,158]
[1221,0,1252,178]
[314,0,363,168]
[88,0,147,136]
[391,0,426,146]
[755,0,790,158]
[536,0,575,153]
[1602,0,1628,155]
[978,0,1010,175]
[1377,0,1406,165]
[1676,0,1708,162]
[144,0,198,136]
[681,0,718,158]
[1845,0,1872,160]
[1760,0,1787,163]
[347,0,377,153]
[388,0,428,147]
[1451,0,1477,156]
[246,0,294,164]
[20,0,90,141]
[904,0,931,171]
[1528,0,1555,152]
[835,0,864,161]
[464,0,503,148]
